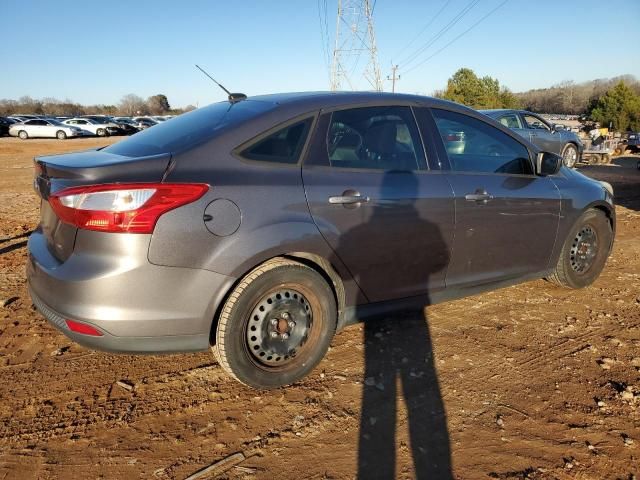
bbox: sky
[1,0,639,109]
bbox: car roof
[245,91,469,112]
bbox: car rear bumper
[26,229,236,353]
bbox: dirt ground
[0,137,639,480]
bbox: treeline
[0,94,196,117]
[434,68,519,109]
[515,75,640,115]
[435,69,640,131]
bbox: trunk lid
[34,149,172,262]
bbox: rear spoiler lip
[34,149,173,199]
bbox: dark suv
[27,92,615,388]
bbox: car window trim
[429,106,537,176]
[232,111,320,168]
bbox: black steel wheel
[214,258,337,389]
[548,209,613,289]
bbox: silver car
[9,118,86,140]
[481,109,584,168]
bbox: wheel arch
[208,252,350,346]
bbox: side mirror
[536,152,563,176]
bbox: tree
[147,94,171,115]
[440,68,520,109]
[119,94,147,116]
[589,81,640,132]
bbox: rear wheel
[214,258,337,389]
[56,130,67,140]
[18,130,28,140]
[547,209,612,289]
[561,143,578,168]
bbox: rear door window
[239,118,313,164]
[431,108,533,175]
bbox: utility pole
[387,64,400,93]
[330,0,383,92]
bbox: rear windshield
[105,100,275,157]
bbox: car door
[427,107,561,287]
[302,105,455,303]
[23,119,43,137]
[521,113,562,154]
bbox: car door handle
[328,194,370,205]
[465,191,494,202]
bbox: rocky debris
[622,434,634,447]
[184,452,246,480]
[1,297,19,308]
[116,380,134,392]
[597,357,616,369]
[50,346,70,356]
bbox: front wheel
[214,258,337,389]
[547,209,612,289]
[562,143,579,168]
[18,130,28,140]
[96,128,106,137]
[56,130,67,140]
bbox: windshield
[105,100,275,157]
[47,119,64,126]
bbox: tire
[18,130,28,140]
[600,153,611,165]
[97,128,106,137]
[561,143,578,168]
[547,209,612,289]
[56,130,67,140]
[214,258,337,389]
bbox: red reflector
[65,319,103,336]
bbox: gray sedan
[481,109,583,168]
[27,92,614,388]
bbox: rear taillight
[49,183,208,234]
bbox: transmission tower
[330,0,383,92]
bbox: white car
[62,118,119,137]
[8,119,86,140]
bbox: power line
[392,0,452,63]
[402,0,509,76]
[399,0,480,69]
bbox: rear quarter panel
[148,134,363,308]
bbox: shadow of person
[332,170,452,479]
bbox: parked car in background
[0,116,17,136]
[132,116,160,126]
[620,132,640,154]
[27,92,615,389]
[151,116,168,123]
[9,118,86,139]
[481,109,584,168]
[102,117,138,135]
[129,118,157,130]
[62,118,119,137]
